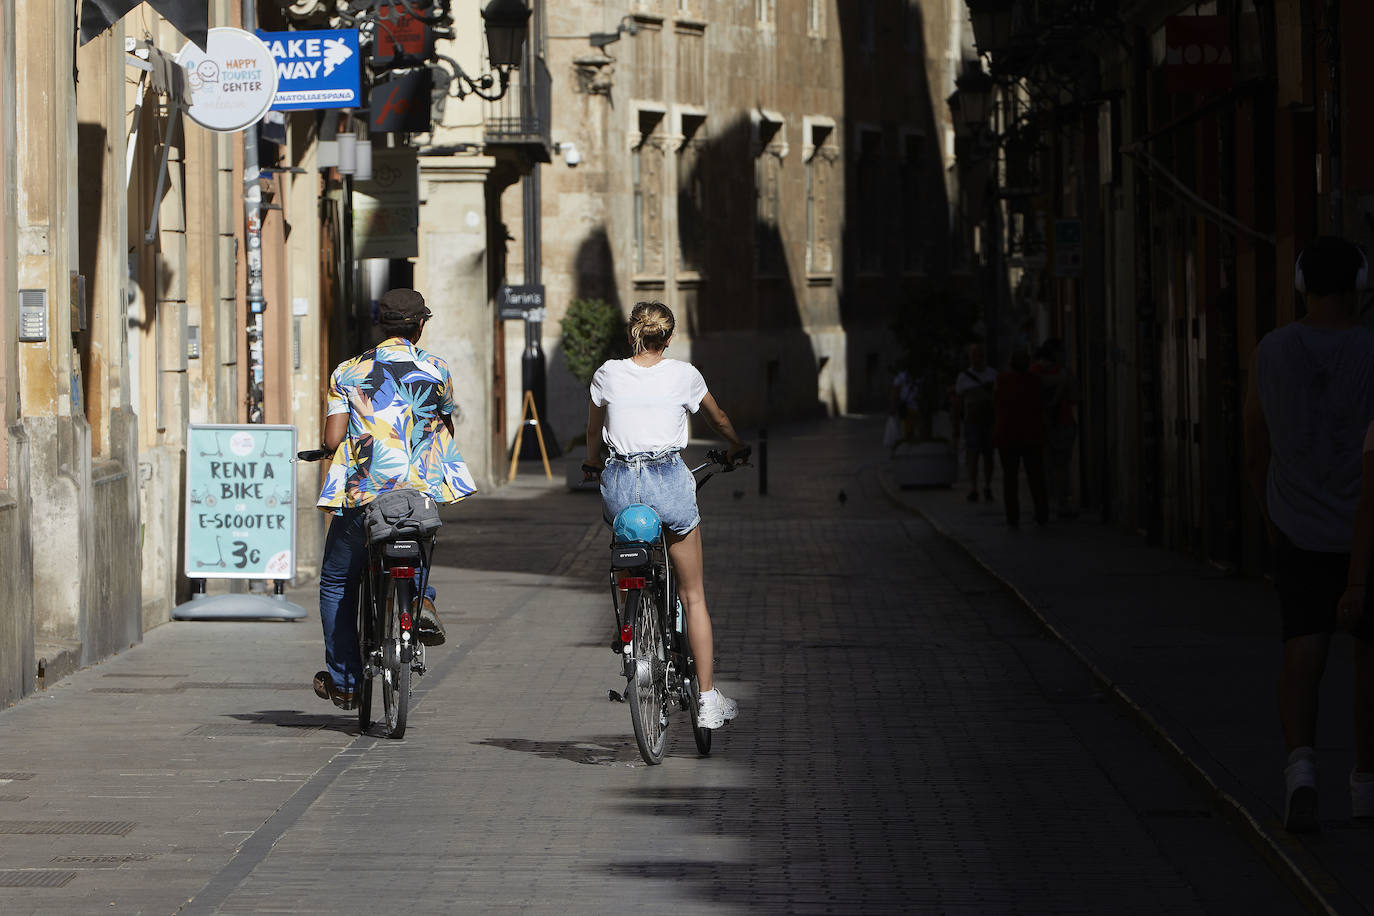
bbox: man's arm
[323,413,348,452]
[1242,347,1274,540]
[698,392,748,462]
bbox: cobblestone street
[0,418,1301,914]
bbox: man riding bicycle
[583,301,749,728]
[312,288,477,709]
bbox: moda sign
[178,27,278,132]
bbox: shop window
[632,106,667,276]
[900,132,926,273]
[676,111,707,273]
[855,127,884,274]
[804,116,837,274]
[753,110,787,276]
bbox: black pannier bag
[365,489,442,543]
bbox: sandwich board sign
[176,425,305,620]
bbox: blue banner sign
[184,425,297,580]
[258,29,360,111]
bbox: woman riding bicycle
[583,301,749,729]
[312,289,477,709]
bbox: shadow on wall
[544,229,625,451]
[834,0,958,412]
[682,113,823,430]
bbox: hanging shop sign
[178,27,278,132]
[259,29,361,111]
[184,424,297,580]
[352,149,420,260]
[369,69,434,133]
[370,2,436,67]
[1164,16,1232,94]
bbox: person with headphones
[1245,236,1374,831]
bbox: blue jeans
[319,508,434,692]
[600,451,700,536]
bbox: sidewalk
[0,416,1304,914]
[879,448,1374,914]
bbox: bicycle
[591,448,749,765]
[297,449,438,739]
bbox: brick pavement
[0,420,1301,914]
[882,422,1374,914]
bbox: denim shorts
[600,450,700,537]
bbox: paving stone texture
[0,417,1302,914]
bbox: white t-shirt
[955,365,998,394]
[590,358,709,455]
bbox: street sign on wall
[178,28,278,132]
[498,284,545,319]
[259,29,361,111]
[352,149,419,260]
[184,425,297,580]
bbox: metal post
[758,427,768,496]
[519,165,559,458]
[243,0,265,424]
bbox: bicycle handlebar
[704,446,751,472]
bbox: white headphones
[1295,242,1370,293]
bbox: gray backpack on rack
[365,489,442,543]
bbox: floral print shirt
[316,337,477,513]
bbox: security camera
[558,141,581,167]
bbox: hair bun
[629,301,676,355]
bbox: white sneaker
[697,688,738,729]
[1351,770,1374,819]
[1284,747,1319,833]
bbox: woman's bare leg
[667,526,715,692]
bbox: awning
[80,0,208,51]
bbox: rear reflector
[619,624,634,643]
[389,566,415,579]
[400,612,413,631]
[618,577,645,590]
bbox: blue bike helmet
[613,503,662,543]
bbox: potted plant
[560,297,628,490]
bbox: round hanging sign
[178,28,278,133]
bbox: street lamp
[954,68,997,135]
[482,0,532,68]
[967,0,1016,56]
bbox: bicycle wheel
[625,587,667,765]
[356,573,374,733]
[381,578,411,739]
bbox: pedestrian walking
[1244,235,1374,832]
[993,349,1049,527]
[1031,338,1079,518]
[955,342,997,502]
[886,367,919,456]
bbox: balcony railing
[485,54,552,161]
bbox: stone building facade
[505,0,972,447]
[0,0,522,704]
